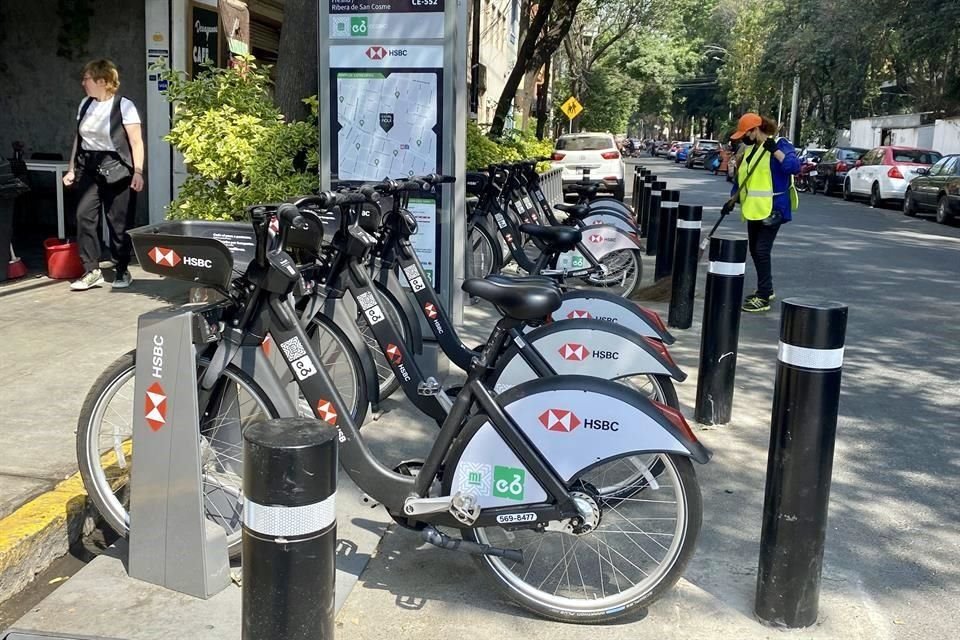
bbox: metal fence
[539,167,564,207]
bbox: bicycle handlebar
[277,203,306,230]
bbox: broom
[630,150,760,302]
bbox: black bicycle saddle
[462,277,562,321]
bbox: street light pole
[788,74,800,142]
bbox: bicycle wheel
[580,249,642,298]
[451,450,701,623]
[355,286,410,401]
[302,318,369,426]
[468,224,502,279]
[77,350,278,557]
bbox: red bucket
[44,238,85,280]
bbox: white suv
[552,132,626,201]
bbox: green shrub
[466,121,553,172]
[158,58,318,221]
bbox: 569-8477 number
[496,512,537,524]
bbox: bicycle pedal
[450,492,480,526]
[417,377,442,396]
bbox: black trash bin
[0,157,30,282]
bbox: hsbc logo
[424,302,438,319]
[593,350,619,360]
[145,381,167,432]
[588,234,603,243]
[317,400,338,426]
[539,409,581,433]
[149,246,212,269]
[365,46,407,60]
[558,343,588,361]
[149,247,180,267]
[567,309,592,320]
[584,418,620,432]
[385,343,403,365]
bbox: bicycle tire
[468,223,503,279]
[77,350,279,557]
[304,316,370,427]
[442,412,702,623]
[580,248,643,298]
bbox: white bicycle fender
[576,223,644,260]
[548,292,676,344]
[581,213,639,235]
[450,376,709,509]
[493,319,685,393]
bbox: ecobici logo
[493,466,525,501]
[350,16,368,36]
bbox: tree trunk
[536,56,551,139]
[274,0,318,122]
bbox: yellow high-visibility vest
[738,145,774,221]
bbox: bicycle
[78,188,709,623]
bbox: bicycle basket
[130,221,256,291]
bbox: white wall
[474,0,520,126]
[932,118,960,155]
[849,119,877,148]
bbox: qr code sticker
[279,336,306,361]
[409,277,425,292]
[291,355,317,380]
[403,264,420,280]
[356,291,377,310]
[365,305,385,325]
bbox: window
[891,150,942,164]
[556,135,615,151]
[839,148,866,161]
[928,157,951,176]
[940,157,959,175]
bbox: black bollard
[654,189,680,280]
[645,181,667,256]
[631,167,642,212]
[755,299,848,629]
[694,236,747,425]
[639,177,654,237]
[243,418,338,640]
[668,204,703,329]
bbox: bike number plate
[809,171,818,176]
[496,512,537,524]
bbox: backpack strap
[110,96,134,169]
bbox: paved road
[626,157,960,637]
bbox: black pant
[75,170,135,274]
[746,220,781,298]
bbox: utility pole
[777,79,784,127]
[788,74,800,143]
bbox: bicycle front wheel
[579,249,643,297]
[460,453,701,623]
[77,350,278,557]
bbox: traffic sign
[561,96,583,120]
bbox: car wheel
[842,179,852,201]
[936,195,952,224]
[870,183,883,208]
[903,191,918,217]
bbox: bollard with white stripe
[668,204,703,328]
[644,181,667,255]
[694,236,747,425]
[631,166,642,212]
[654,189,680,280]
[755,299,848,629]
[639,176,657,238]
[243,418,337,640]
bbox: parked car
[666,141,684,160]
[903,153,960,224]
[685,139,721,168]
[843,146,942,207]
[552,132,626,200]
[812,146,868,196]
[676,143,693,163]
[655,141,671,156]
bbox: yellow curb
[0,444,131,603]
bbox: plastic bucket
[44,238,85,280]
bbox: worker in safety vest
[722,113,800,313]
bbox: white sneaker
[112,271,133,289]
[70,269,104,291]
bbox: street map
[336,71,440,181]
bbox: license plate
[809,171,818,176]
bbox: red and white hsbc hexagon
[557,343,589,361]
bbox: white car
[552,132,626,201]
[843,145,942,207]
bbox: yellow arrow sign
[561,96,584,121]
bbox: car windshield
[806,150,825,159]
[892,149,941,164]
[698,141,720,150]
[556,136,613,151]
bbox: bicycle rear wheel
[579,249,643,298]
[356,284,411,401]
[77,350,278,557]
[468,224,502,279]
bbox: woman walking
[724,113,799,313]
[63,59,145,290]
